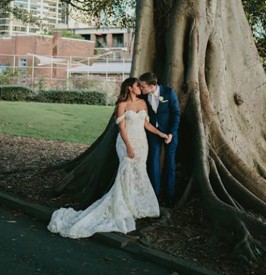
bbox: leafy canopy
[242,0,266,68]
[63,0,136,28]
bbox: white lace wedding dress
[47,110,160,238]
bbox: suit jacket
[142,84,180,136]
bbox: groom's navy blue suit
[143,84,180,202]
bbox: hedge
[0,86,33,101]
[0,86,107,105]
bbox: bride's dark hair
[115,77,139,105]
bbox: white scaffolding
[0,53,132,89]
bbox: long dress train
[47,110,160,238]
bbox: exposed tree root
[255,160,266,180]
[209,157,243,210]
[177,175,195,208]
[180,14,266,260]
[233,222,266,262]
[190,87,266,260]
[210,147,266,217]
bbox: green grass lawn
[0,101,114,144]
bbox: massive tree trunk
[56,0,266,258]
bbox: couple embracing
[48,72,180,239]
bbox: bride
[47,77,168,238]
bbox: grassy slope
[0,101,114,144]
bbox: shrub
[34,90,107,105]
[0,86,33,101]
[0,86,108,105]
[0,68,20,85]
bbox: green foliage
[69,76,120,105]
[0,86,33,101]
[34,90,107,105]
[1,0,135,28]
[47,29,85,40]
[64,0,136,28]
[0,85,108,105]
[35,77,47,91]
[242,0,266,69]
[0,68,19,85]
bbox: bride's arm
[141,104,168,140]
[116,103,135,158]
[144,119,168,139]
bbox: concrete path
[0,206,172,275]
[0,192,217,275]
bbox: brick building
[0,33,95,80]
[74,27,134,60]
[0,1,133,83]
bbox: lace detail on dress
[116,110,148,125]
[47,109,159,239]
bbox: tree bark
[133,0,266,257]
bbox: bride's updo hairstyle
[115,77,139,105]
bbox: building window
[0,64,8,73]
[96,34,107,48]
[29,28,38,33]
[60,3,68,24]
[14,2,28,9]
[82,34,91,40]
[0,26,8,31]
[18,58,27,81]
[13,26,27,32]
[19,58,27,67]
[112,34,124,47]
[0,19,7,24]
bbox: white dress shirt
[148,85,160,112]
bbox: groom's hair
[139,72,157,85]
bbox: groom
[139,72,180,208]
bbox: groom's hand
[165,134,173,144]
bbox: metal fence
[0,53,131,91]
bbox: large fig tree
[56,0,266,259]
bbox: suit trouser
[147,133,178,200]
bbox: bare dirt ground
[0,134,265,275]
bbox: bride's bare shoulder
[138,98,147,107]
[116,101,127,115]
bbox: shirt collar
[154,85,160,96]
[150,85,160,97]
